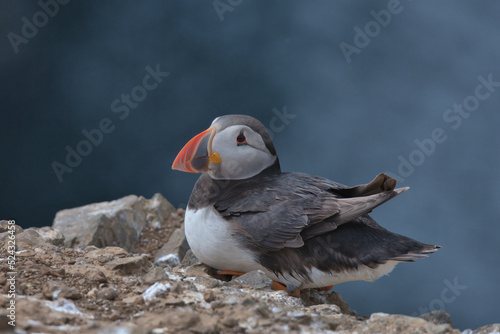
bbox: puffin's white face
[208,125,276,180]
[172,118,277,180]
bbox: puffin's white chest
[184,206,259,273]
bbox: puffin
[172,115,439,296]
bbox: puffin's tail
[390,243,440,262]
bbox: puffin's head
[172,115,279,180]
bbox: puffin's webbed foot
[216,270,246,277]
[339,173,397,197]
[271,281,300,298]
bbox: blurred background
[1,0,499,329]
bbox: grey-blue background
[1,1,499,329]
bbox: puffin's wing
[300,186,408,240]
[213,172,407,252]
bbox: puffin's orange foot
[316,285,334,291]
[271,280,287,291]
[271,281,300,298]
[217,270,246,277]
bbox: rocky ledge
[0,194,498,334]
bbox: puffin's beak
[172,126,218,173]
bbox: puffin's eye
[236,131,247,145]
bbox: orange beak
[172,126,216,173]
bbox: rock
[471,323,500,334]
[142,282,171,302]
[0,224,17,247]
[203,290,216,303]
[42,281,59,300]
[16,229,55,249]
[143,193,176,224]
[154,225,189,267]
[222,317,238,328]
[420,310,453,326]
[300,288,355,315]
[182,263,213,279]
[86,288,98,299]
[40,266,66,278]
[106,255,153,275]
[84,268,108,283]
[178,250,218,280]
[42,281,79,300]
[232,270,273,289]
[180,249,201,267]
[0,220,23,234]
[122,295,144,305]
[97,325,150,334]
[84,246,129,263]
[59,286,81,300]
[305,303,341,315]
[160,308,200,330]
[143,266,168,284]
[344,313,459,334]
[192,276,221,289]
[0,312,10,331]
[32,226,65,246]
[97,287,118,300]
[53,194,174,251]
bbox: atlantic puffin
[172,115,439,296]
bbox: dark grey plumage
[188,168,439,283]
